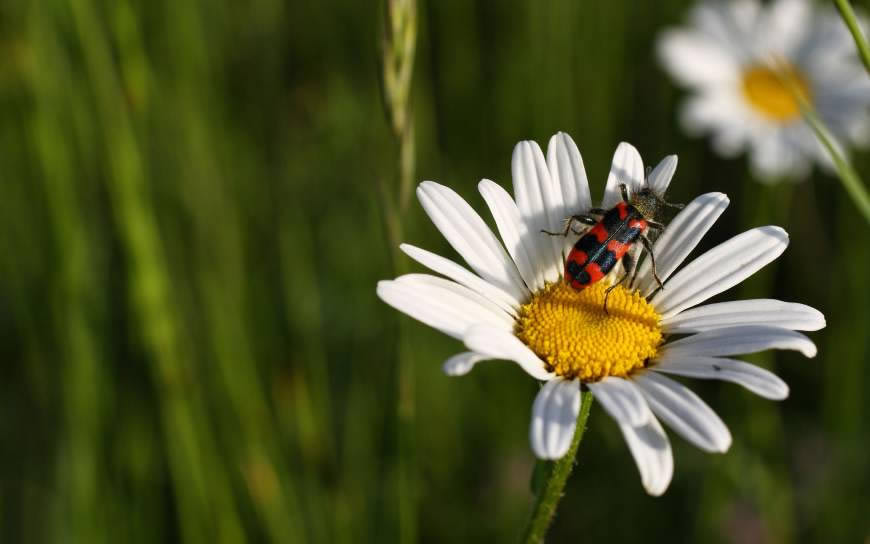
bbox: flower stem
[833,0,870,77]
[773,59,870,224]
[380,2,419,543]
[800,97,870,224]
[521,393,594,544]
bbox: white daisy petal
[661,299,826,334]
[417,181,529,301]
[636,192,730,296]
[651,226,789,318]
[659,325,818,359]
[400,243,520,315]
[395,274,514,326]
[691,0,759,46]
[690,1,753,48]
[680,90,750,145]
[588,377,650,427]
[759,0,811,55]
[530,379,581,460]
[617,405,673,496]
[602,142,645,209]
[656,30,740,88]
[547,132,592,258]
[377,280,473,340]
[727,0,763,35]
[749,129,806,180]
[707,106,754,155]
[376,275,514,340]
[633,372,732,453]
[647,155,679,195]
[442,352,488,376]
[547,131,592,216]
[512,141,564,283]
[463,324,555,381]
[652,355,789,400]
[478,179,542,291]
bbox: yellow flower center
[515,281,662,382]
[741,64,812,122]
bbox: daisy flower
[376,133,825,495]
[657,0,870,180]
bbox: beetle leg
[647,219,666,231]
[639,234,664,290]
[604,253,634,313]
[626,250,642,290]
[619,183,630,203]
[541,214,598,236]
[574,214,599,225]
[603,266,630,314]
[540,219,573,237]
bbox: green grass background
[1,0,868,542]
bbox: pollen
[515,281,662,382]
[741,64,812,122]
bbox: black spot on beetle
[603,208,623,230]
[576,234,599,253]
[567,260,582,277]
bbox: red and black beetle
[545,183,683,310]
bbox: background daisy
[657,0,870,180]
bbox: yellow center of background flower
[515,282,662,382]
[741,64,812,122]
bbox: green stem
[800,100,870,223]
[833,0,870,77]
[521,393,594,544]
[774,58,870,224]
[381,2,418,542]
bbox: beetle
[544,183,683,311]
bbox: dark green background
[1,0,868,542]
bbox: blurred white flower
[377,133,825,495]
[657,0,870,180]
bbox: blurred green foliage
[1,0,868,542]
